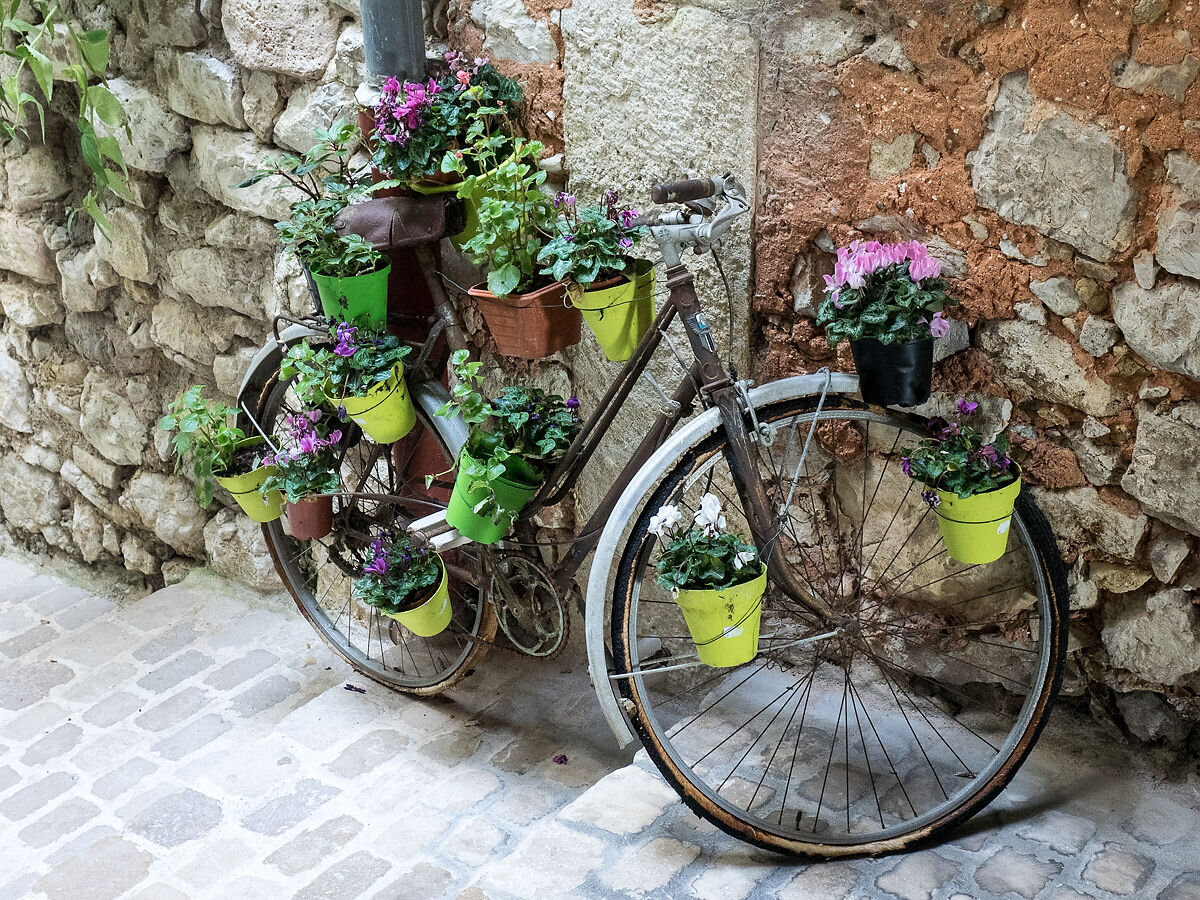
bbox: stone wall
[2,0,1199,749]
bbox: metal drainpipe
[360,0,426,85]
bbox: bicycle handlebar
[650,177,717,204]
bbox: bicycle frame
[417,244,836,624]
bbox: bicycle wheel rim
[614,402,1067,853]
[260,373,491,692]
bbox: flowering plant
[537,189,648,287]
[902,399,1018,505]
[816,240,956,347]
[370,52,521,185]
[651,493,761,592]
[237,120,387,278]
[436,349,582,517]
[280,321,411,410]
[259,411,342,501]
[160,386,259,506]
[355,532,442,615]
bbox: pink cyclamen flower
[364,556,387,576]
[929,312,951,339]
[382,76,401,96]
[908,254,941,283]
[329,430,343,445]
[619,237,633,249]
[298,434,318,455]
[956,398,979,416]
[456,70,471,87]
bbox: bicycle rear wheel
[611,396,1068,855]
[258,371,496,696]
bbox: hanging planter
[286,494,334,541]
[214,437,285,524]
[850,337,933,408]
[675,566,767,668]
[445,449,540,545]
[935,472,1022,565]
[385,557,453,637]
[468,280,581,360]
[572,259,657,362]
[311,262,391,330]
[337,362,416,444]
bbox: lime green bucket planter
[384,558,452,637]
[935,474,1022,565]
[444,451,539,545]
[572,259,657,362]
[214,438,284,523]
[339,363,416,444]
[674,565,767,668]
[312,263,391,329]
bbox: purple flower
[364,556,387,576]
[926,416,950,440]
[552,753,568,765]
[619,209,639,229]
[956,398,979,416]
[619,237,633,249]
[298,434,318,455]
[554,191,575,210]
[604,188,619,205]
[921,490,941,510]
[306,409,322,423]
[334,340,355,357]
[383,76,401,96]
[336,405,347,422]
[566,396,580,410]
[978,444,998,463]
[998,456,1012,471]
[900,456,912,476]
[329,430,343,444]
[908,254,942,284]
[929,312,951,339]
[564,234,574,243]
[530,413,539,421]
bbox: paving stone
[477,822,607,897]
[92,757,158,801]
[0,660,75,710]
[135,687,208,732]
[0,623,57,658]
[1160,872,1200,900]
[0,873,38,899]
[294,850,392,900]
[54,595,114,629]
[1082,842,1155,895]
[973,848,1062,898]
[327,728,409,778]
[485,783,562,827]
[559,765,678,835]
[0,765,19,794]
[777,861,861,899]
[603,838,702,893]
[45,824,119,866]
[875,851,959,900]
[21,722,83,766]
[1045,888,1096,900]
[687,852,777,900]
[371,861,453,900]
[83,690,144,727]
[18,797,100,849]
[174,835,256,889]
[129,884,190,900]
[242,778,340,837]
[132,624,200,664]
[26,583,90,614]
[136,649,214,693]
[33,835,153,899]
[126,788,222,848]
[0,771,77,820]
[151,713,231,761]
[277,688,386,751]
[203,649,279,690]
[1123,796,1192,846]
[265,815,363,876]
[229,673,300,717]
[442,818,507,868]
[1017,810,1098,854]
[422,768,501,815]
[419,727,484,766]
[1,701,69,740]
[54,623,139,668]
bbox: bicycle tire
[257,369,497,696]
[611,394,1069,856]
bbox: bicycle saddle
[333,195,450,251]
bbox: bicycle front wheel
[611,395,1068,856]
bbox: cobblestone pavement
[2,553,1199,900]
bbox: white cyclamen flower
[694,493,726,535]
[649,503,683,537]
[734,549,757,569]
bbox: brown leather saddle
[333,194,460,251]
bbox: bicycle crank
[484,551,570,659]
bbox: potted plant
[436,350,582,544]
[281,321,414,444]
[537,189,655,362]
[651,492,765,668]
[902,399,1022,565]
[816,239,957,407]
[237,120,392,329]
[259,411,342,541]
[355,531,451,637]
[159,386,284,523]
[443,130,579,358]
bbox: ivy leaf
[86,84,123,126]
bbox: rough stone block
[119,471,208,557]
[0,209,56,282]
[5,144,71,212]
[1112,280,1200,379]
[221,0,339,79]
[154,49,245,128]
[273,81,356,153]
[93,205,157,284]
[189,125,299,221]
[1103,589,1200,685]
[203,507,279,591]
[95,78,191,174]
[126,788,222,848]
[1122,402,1200,537]
[79,372,150,466]
[1029,486,1146,559]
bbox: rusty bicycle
[236,174,1068,856]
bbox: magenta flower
[383,76,401,96]
[306,409,322,423]
[566,396,580,410]
[929,312,951,339]
[364,556,387,576]
[978,444,998,463]
[329,430,343,445]
[298,433,318,455]
[619,237,633,249]
[619,209,639,229]
[900,456,912,476]
[956,398,979,416]
[456,70,471,87]
[908,254,941,283]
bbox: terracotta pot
[287,495,333,541]
[467,281,581,360]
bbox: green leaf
[86,84,123,126]
[15,44,52,103]
[74,29,110,74]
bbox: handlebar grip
[651,178,715,204]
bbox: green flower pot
[214,437,284,523]
[674,565,767,668]
[337,363,416,445]
[384,557,453,637]
[411,173,489,249]
[934,474,1022,565]
[312,263,391,329]
[573,259,657,362]
[445,450,540,545]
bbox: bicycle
[235,174,1069,857]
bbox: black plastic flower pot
[850,337,933,408]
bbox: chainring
[486,551,569,659]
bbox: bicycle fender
[584,371,860,747]
[235,324,322,414]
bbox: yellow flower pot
[572,259,657,362]
[384,558,452,637]
[934,474,1022,565]
[338,363,416,444]
[214,438,284,523]
[674,565,767,668]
